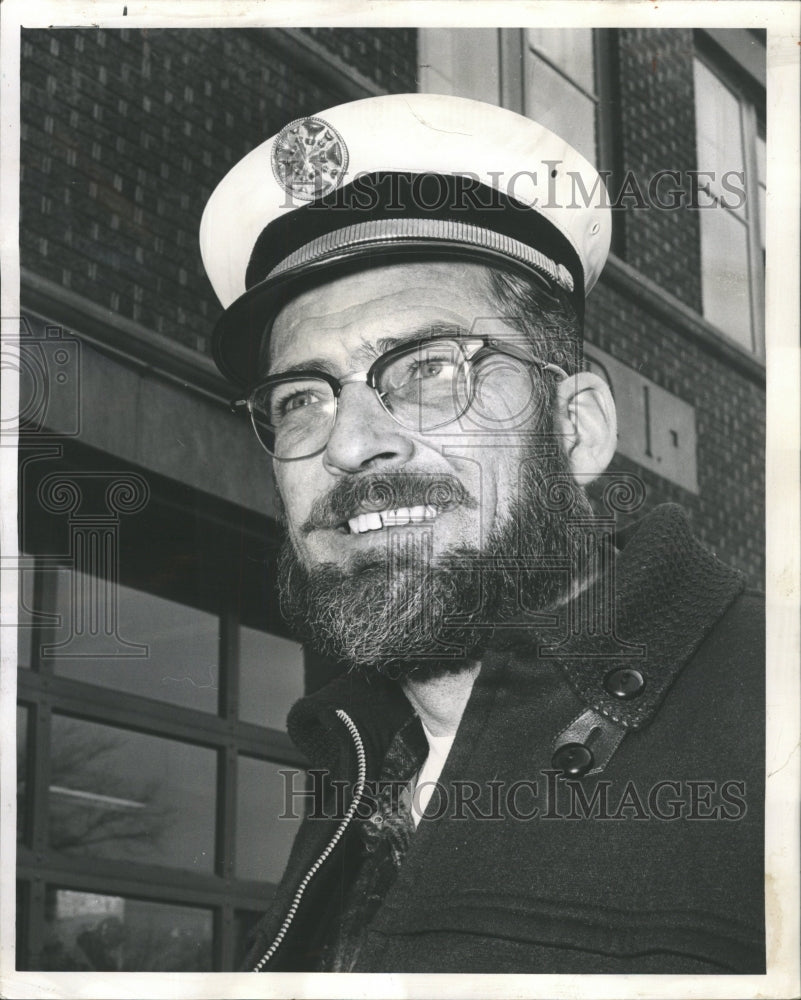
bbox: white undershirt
[411,721,456,828]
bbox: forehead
[268,261,497,369]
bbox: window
[512,30,622,252]
[419,28,602,164]
[418,29,502,104]
[693,49,765,354]
[523,29,598,163]
[419,28,621,257]
[16,440,305,970]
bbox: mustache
[300,472,478,533]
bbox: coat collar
[542,502,745,730]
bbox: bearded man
[200,95,764,974]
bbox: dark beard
[277,444,594,680]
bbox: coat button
[552,742,594,777]
[604,667,646,700]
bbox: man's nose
[322,382,414,475]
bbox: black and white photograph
[1,1,798,997]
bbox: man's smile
[297,467,478,541]
[346,505,438,534]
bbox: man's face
[270,261,543,569]
[269,260,589,673]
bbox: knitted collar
[286,503,746,770]
[498,501,746,729]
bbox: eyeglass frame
[231,333,569,461]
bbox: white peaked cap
[199,93,611,386]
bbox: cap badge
[271,116,349,201]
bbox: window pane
[236,756,302,883]
[235,907,268,968]
[17,881,28,968]
[51,569,220,713]
[40,888,212,971]
[699,208,753,350]
[526,29,595,92]
[756,132,766,184]
[49,715,216,872]
[756,133,766,251]
[17,706,28,844]
[694,58,745,213]
[238,627,304,730]
[418,28,500,103]
[17,562,35,668]
[524,55,596,162]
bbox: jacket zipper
[252,708,367,971]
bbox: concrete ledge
[601,254,766,387]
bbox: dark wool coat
[243,504,765,973]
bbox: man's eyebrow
[267,323,471,376]
[266,357,339,378]
[375,322,471,355]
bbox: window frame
[16,438,305,971]
[498,28,623,253]
[693,31,767,358]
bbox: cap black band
[245,172,583,301]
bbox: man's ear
[554,372,617,484]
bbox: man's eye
[269,386,327,422]
[419,358,449,378]
[402,355,455,383]
[282,391,316,412]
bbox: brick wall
[20,28,418,354]
[585,282,764,583]
[586,27,764,585]
[614,28,703,313]
[299,27,418,91]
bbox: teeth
[384,507,410,526]
[347,506,438,534]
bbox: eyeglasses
[232,334,567,461]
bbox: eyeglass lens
[249,338,543,460]
[251,340,470,459]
